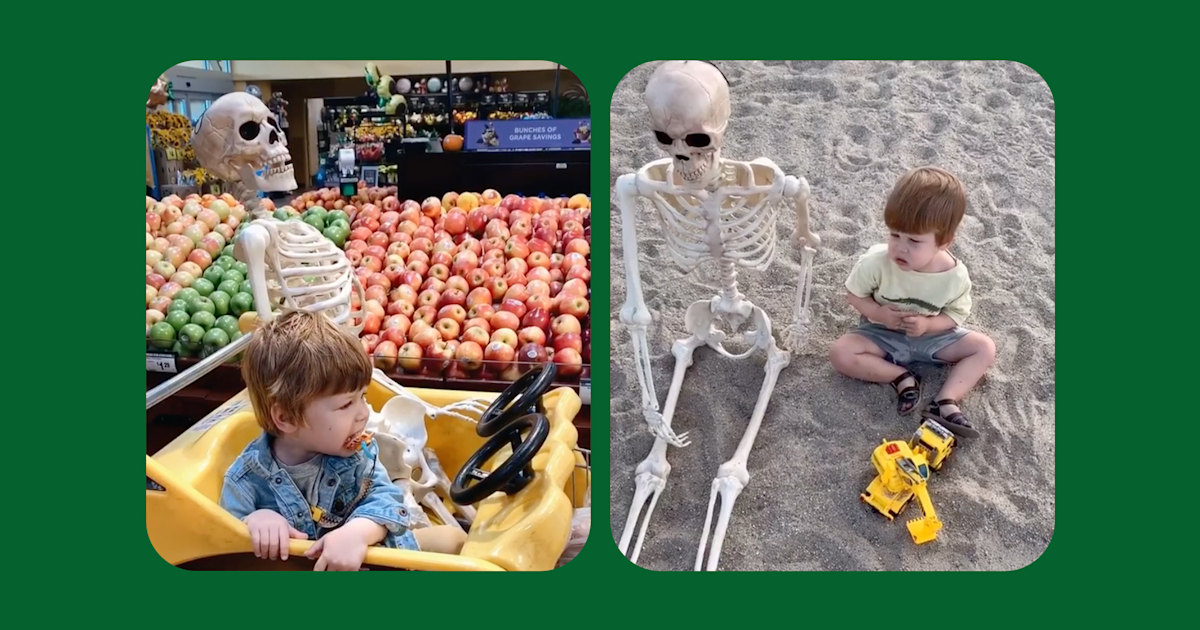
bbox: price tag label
[146,352,177,374]
[579,377,591,405]
[556,163,567,169]
[210,183,221,195]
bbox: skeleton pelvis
[683,299,772,359]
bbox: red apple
[466,209,488,235]
[558,296,590,318]
[420,277,446,294]
[441,191,460,210]
[421,196,442,218]
[527,238,553,256]
[485,219,510,240]
[499,298,527,320]
[146,273,167,290]
[484,277,508,301]
[399,271,423,291]
[554,348,583,377]
[381,325,407,348]
[521,308,551,331]
[455,341,484,371]
[504,284,531,303]
[553,332,583,354]
[412,326,442,349]
[366,273,391,292]
[428,263,450,282]
[503,271,527,287]
[560,278,589,298]
[466,268,489,289]
[408,319,432,340]
[437,304,467,324]
[410,237,433,256]
[525,294,555,313]
[462,326,490,347]
[417,289,441,309]
[414,305,438,325]
[504,237,530,259]
[567,266,591,283]
[383,312,411,331]
[398,342,424,372]
[360,333,381,355]
[564,238,590,257]
[527,251,551,269]
[489,311,520,333]
[526,280,551,297]
[368,231,390,248]
[505,257,529,276]
[444,209,467,235]
[445,275,469,294]
[363,312,383,335]
[452,251,479,276]
[551,314,582,336]
[467,301,495,319]
[484,341,516,370]
[518,326,548,347]
[435,318,461,341]
[438,289,468,311]
[364,284,388,304]
[351,227,373,242]
[526,267,552,283]
[490,328,519,348]
[346,249,363,265]
[517,342,549,366]
[360,255,383,274]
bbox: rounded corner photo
[609,60,1054,571]
[146,59,592,572]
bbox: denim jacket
[219,432,418,550]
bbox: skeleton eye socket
[239,121,261,141]
[685,134,711,148]
[653,130,672,144]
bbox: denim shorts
[851,320,968,366]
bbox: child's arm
[847,292,907,330]
[304,455,411,571]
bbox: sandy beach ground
[609,60,1054,570]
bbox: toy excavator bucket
[906,516,941,544]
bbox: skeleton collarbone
[637,157,786,270]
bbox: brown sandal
[923,399,980,438]
[889,371,921,415]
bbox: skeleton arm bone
[616,174,687,447]
[784,175,818,349]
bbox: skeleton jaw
[675,151,721,189]
[237,153,296,192]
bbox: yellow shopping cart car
[147,363,589,571]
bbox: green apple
[202,327,230,350]
[323,225,348,248]
[188,295,216,316]
[232,261,249,277]
[165,310,191,332]
[218,279,241,296]
[215,315,240,338]
[209,290,231,316]
[178,323,206,351]
[149,322,176,350]
[167,298,190,313]
[191,278,215,297]
[239,280,254,295]
[175,287,200,304]
[190,310,216,330]
[230,292,255,316]
[221,269,245,286]
[327,210,349,225]
[303,214,325,232]
[215,255,237,270]
[203,266,226,286]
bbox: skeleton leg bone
[695,334,789,571]
[619,334,705,561]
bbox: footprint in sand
[780,76,839,102]
[984,90,1012,112]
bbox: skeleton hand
[643,407,691,447]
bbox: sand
[608,61,1054,571]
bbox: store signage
[146,352,178,374]
[464,119,591,152]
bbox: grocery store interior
[145,60,591,571]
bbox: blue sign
[464,118,591,151]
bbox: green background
[9,1,1191,623]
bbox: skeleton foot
[695,460,749,571]
[618,445,670,562]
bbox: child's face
[887,230,946,272]
[289,387,371,457]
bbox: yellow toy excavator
[860,420,955,544]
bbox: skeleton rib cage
[244,219,365,332]
[638,158,787,272]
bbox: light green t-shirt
[845,244,973,325]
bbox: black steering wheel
[450,413,549,505]
[476,363,557,437]
[449,364,558,505]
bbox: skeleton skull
[192,92,297,192]
[644,61,730,189]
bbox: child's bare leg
[830,333,908,385]
[931,331,996,414]
[414,525,468,554]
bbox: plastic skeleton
[615,61,819,571]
